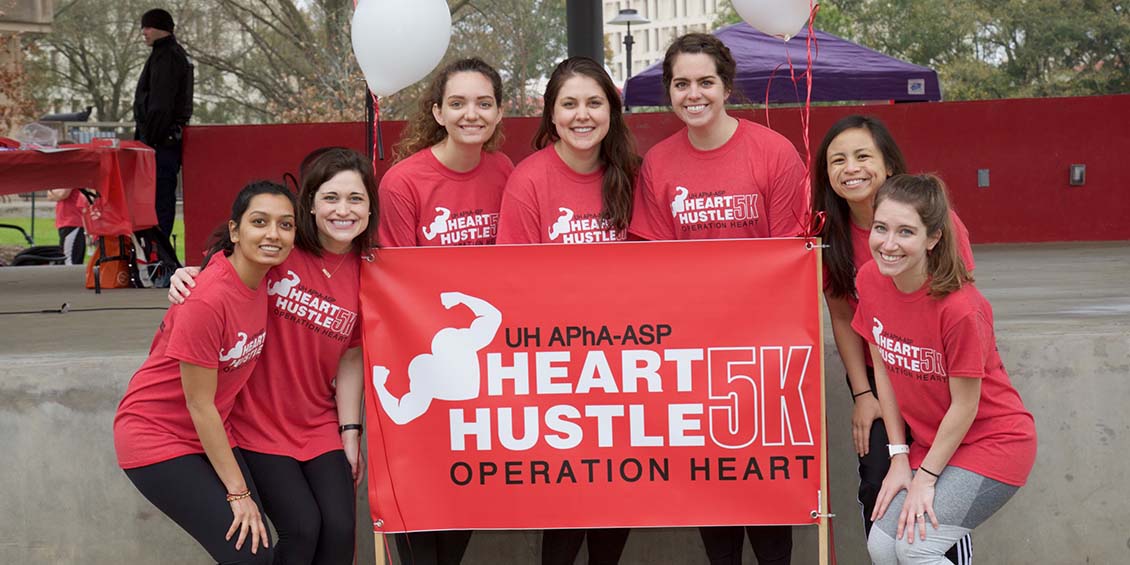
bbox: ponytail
[873,174,972,297]
[202,180,296,268]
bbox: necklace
[320,252,351,279]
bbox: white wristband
[887,443,910,458]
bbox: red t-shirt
[114,254,268,469]
[629,119,806,241]
[378,148,514,247]
[850,261,1037,486]
[55,189,87,229]
[496,146,624,245]
[229,248,363,460]
[828,211,977,366]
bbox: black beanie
[140,9,175,33]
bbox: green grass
[0,216,185,261]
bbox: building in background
[602,0,723,85]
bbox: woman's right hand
[852,393,883,456]
[226,496,269,554]
[168,266,201,304]
[871,454,912,522]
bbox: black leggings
[241,449,356,565]
[124,449,272,564]
[58,226,85,265]
[394,530,473,565]
[542,528,630,565]
[698,525,792,565]
[852,368,972,564]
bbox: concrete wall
[2,245,1128,563]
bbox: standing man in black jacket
[134,8,193,237]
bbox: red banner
[360,239,824,532]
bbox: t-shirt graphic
[420,206,500,246]
[669,186,760,229]
[267,269,358,341]
[547,207,620,244]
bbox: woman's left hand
[897,472,939,543]
[343,430,365,487]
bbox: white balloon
[731,0,813,41]
[351,0,452,96]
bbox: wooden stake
[816,238,830,565]
[373,531,387,565]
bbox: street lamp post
[607,8,649,111]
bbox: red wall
[182,95,1130,261]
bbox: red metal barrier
[182,95,1130,261]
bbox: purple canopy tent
[623,23,941,106]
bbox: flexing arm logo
[671,186,689,216]
[267,270,300,296]
[422,207,453,241]
[372,292,503,424]
[548,208,575,241]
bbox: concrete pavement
[1,242,1127,563]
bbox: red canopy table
[0,141,157,236]
[0,141,158,291]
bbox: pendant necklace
[320,252,350,279]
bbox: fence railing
[43,121,135,144]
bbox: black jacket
[133,35,194,146]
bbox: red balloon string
[760,2,821,238]
[800,2,820,238]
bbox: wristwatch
[887,443,910,458]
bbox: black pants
[124,448,272,564]
[542,528,630,565]
[394,530,473,565]
[852,368,972,564]
[699,525,791,565]
[58,226,85,265]
[154,141,181,236]
[242,449,356,565]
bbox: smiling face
[552,75,611,157]
[870,198,940,292]
[827,127,892,210]
[230,193,296,268]
[431,71,502,148]
[311,170,370,254]
[668,52,730,132]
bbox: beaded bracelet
[226,489,251,503]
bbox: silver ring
[916,513,924,519]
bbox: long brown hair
[295,147,379,255]
[534,56,640,231]
[393,58,505,161]
[873,174,972,297]
[813,115,907,298]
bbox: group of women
[113,30,1035,565]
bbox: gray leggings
[868,466,1017,564]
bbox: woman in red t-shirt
[47,187,88,265]
[114,181,297,563]
[628,33,806,245]
[812,115,975,563]
[169,148,377,564]
[377,57,512,564]
[496,55,640,564]
[378,57,514,250]
[851,174,1036,563]
[629,33,802,565]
